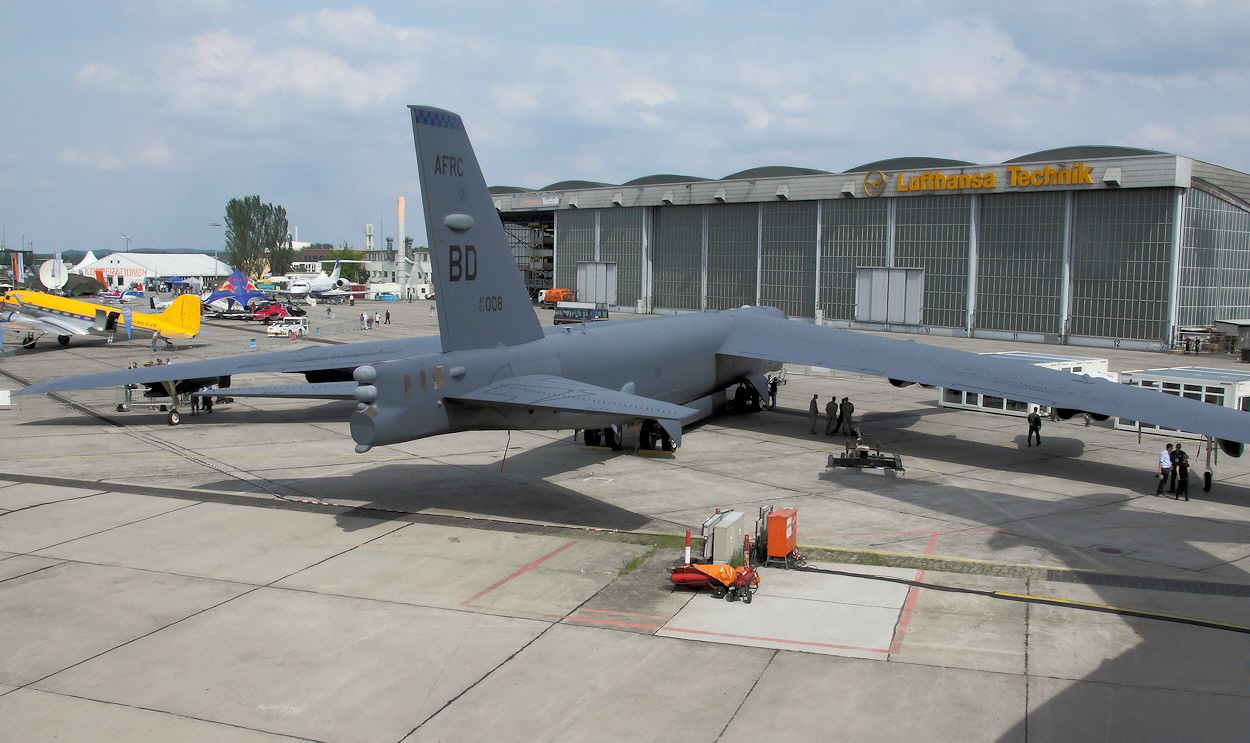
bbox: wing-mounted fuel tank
[1218,438,1244,458]
[349,362,451,452]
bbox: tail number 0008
[479,296,503,312]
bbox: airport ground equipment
[702,510,748,564]
[754,506,807,569]
[668,562,759,602]
[827,439,905,475]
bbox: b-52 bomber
[18,105,1250,488]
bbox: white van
[266,316,310,336]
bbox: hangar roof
[621,174,712,186]
[721,166,831,180]
[844,156,975,173]
[1003,145,1164,163]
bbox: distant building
[76,252,230,290]
[494,146,1250,351]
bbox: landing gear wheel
[57,335,70,346]
[167,410,180,426]
[1203,471,1213,492]
[22,336,36,349]
[602,426,620,450]
[582,429,602,447]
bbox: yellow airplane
[0,289,201,349]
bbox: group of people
[359,310,390,330]
[809,394,856,437]
[128,359,170,369]
[1156,442,1192,500]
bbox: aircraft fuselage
[349,308,780,449]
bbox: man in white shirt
[1156,443,1174,495]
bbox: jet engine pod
[1089,413,1109,422]
[888,378,914,388]
[1053,408,1079,420]
[1218,438,1244,458]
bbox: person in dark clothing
[825,398,838,435]
[1170,447,1190,500]
[768,376,779,410]
[837,397,855,435]
[1027,407,1042,446]
[384,310,391,324]
[1174,444,1189,500]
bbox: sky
[4,1,1250,255]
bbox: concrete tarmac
[2,299,1250,741]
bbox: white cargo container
[939,352,1112,418]
[1114,366,1250,439]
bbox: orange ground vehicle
[538,288,575,308]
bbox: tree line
[220,195,366,282]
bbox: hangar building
[492,147,1250,351]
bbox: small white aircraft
[279,260,352,298]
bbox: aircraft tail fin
[409,105,544,353]
[327,260,341,283]
[160,294,202,337]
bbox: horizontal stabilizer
[451,374,697,421]
[201,382,358,400]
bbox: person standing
[1175,445,1190,501]
[768,376,779,410]
[809,394,819,434]
[374,311,382,328]
[384,309,391,325]
[824,397,838,435]
[1027,407,1042,447]
[1167,443,1182,493]
[1156,443,1174,495]
[838,397,855,436]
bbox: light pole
[209,222,222,279]
[122,234,131,251]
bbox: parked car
[266,317,309,336]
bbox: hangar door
[576,261,617,306]
[855,267,923,324]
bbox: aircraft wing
[451,374,697,443]
[15,336,442,397]
[201,382,358,399]
[1,309,91,337]
[720,310,1250,445]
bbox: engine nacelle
[1218,438,1244,458]
[888,378,914,388]
[1054,408,1078,420]
[333,277,353,291]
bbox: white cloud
[58,147,125,170]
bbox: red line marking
[460,540,578,606]
[888,531,939,655]
[662,626,889,653]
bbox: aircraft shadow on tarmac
[201,443,656,533]
[861,476,1250,741]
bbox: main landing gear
[582,426,622,450]
[640,420,674,452]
